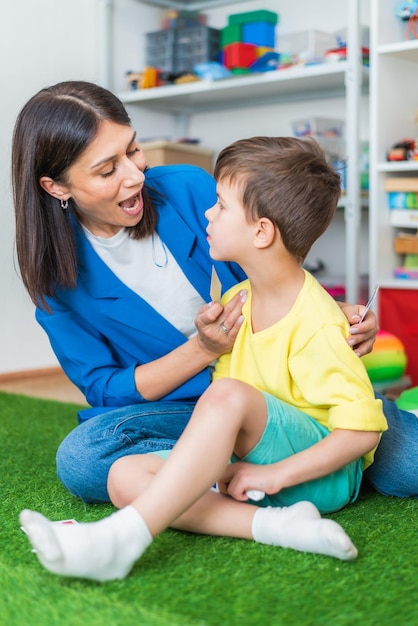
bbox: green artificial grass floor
[1,391,417,626]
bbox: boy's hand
[339,302,378,357]
[218,462,280,502]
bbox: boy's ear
[254,217,276,249]
[39,176,71,201]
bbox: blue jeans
[363,393,418,498]
[56,402,195,503]
[56,394,418,504]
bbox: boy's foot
[19,505,152,581]
[252,502,358,561]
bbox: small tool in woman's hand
[359,286,379,323]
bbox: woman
[12,81,417,504]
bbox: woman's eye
[101,167,116,178]
[128,147,140,157]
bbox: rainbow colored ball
[362,330,407,382]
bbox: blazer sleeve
[36,295,211,415]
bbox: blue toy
[249,51,279,72]
[396,1,418,20]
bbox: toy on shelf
[221,9,279,74]
[125,68,163,90]
[394,252,418,279]
[160,9,207,30]
[362,330,407,384]
[406,11,418,38]
[396,2,418,38]
[291,116,346,189]
[324,46,369,66]
[385,176,418,209]
[394,235,418,255]
[396,1,418,20]
[387,139,417,161]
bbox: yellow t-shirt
[213,270,387,469]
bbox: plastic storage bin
[175,25,220,73]
[279,29,336,62]
[146,29,176,72]
[291,117,345,138]
[146,26,220,73]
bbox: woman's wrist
[191,334,222,364]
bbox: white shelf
[373,279,418,290]
[104,0,367,302]
[119,62,368,113]
[377,161,418,173]
[369,0,418,311]
[390,210,418,228]
[377,39,418,61]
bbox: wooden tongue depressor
[210,266,222,303]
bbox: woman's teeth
[119,195,139,212]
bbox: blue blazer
[36,165,245,421]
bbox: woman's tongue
[119,194,140,214]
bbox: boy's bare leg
[20,380,358,581]
[109,452,259,538]
[127,378,268,535]
[108,453,357,560]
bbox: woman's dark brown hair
[12,80,157,308]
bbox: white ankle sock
[252,502,358,561]
[19,505,152,581]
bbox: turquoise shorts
[153,391,363,514]
[231,392,363,514]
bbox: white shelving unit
[100,0,367,302]
[369,0,418,386]
[369,0,418,292]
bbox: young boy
[20,137,387,581]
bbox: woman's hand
[194,290,247,357]
[339,302,378,357]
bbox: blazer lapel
[156,206,210,300]
[75,223,194,344]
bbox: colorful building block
[243,22,276,47]
[223,42,257,69]
[228,10,279,27]
[221,24,241,47]
[256,46,274,58]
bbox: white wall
[0,0,102,373]
[0,0,370,374]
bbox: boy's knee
[206,377,248,405]
[108,454,162,507]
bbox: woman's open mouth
[118,193,143,216]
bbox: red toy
[223,42,257,69]
[387,139,416,161]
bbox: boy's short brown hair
[213,136,342,262]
